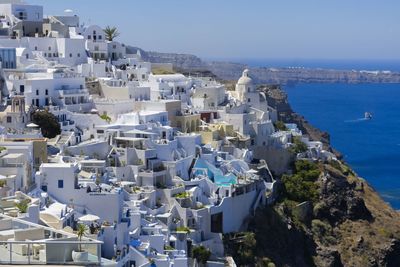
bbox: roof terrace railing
[0,240,102,265]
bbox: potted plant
[72,223,89,262]
[16,199,30,215]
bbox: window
[35,27,39,33]
[69,53,72,57]
[32,99,34,105]
[113,45,116,49]
[251,139,255,146]
[93,30,96,35]
[44,53,47,57]
[25,53,28,59]
[98,35,102,40]
[87,35,91,39]
[36,89,39,95]
[20,85,24,93]
[48,46,51,51]
[248,98,251,102]
[6,116,11,123]
[58,180,64,188]
[34,46,37,51]
[77,53,80,57]
[45,89,48,95]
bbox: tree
[104,26,120,41]
[76,223,88,252]
[192,246,211,266]
[31,110,61,138]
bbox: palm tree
[104,26,120,41]
[76,223,88,252]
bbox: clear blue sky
[30,0,400,60]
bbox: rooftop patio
[0,214,103,265]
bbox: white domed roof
[237,69,253,85]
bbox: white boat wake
[344,118,370,123]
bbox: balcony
[0,215,103,265]
[58,88,89,96]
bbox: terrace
[0,214,103,265]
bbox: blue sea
[285,83,400,209]
[231,58,400,209]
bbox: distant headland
[128,46,400,84]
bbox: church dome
[237,69,253,85]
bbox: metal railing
[0,240,102,265]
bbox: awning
[78,214,100,222]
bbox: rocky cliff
[207,62,400,84]
[126,46,206,70]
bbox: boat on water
[365,112,372,119]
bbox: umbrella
[109,178,118,184]
[78,214,100,222]
[119,181,135,187]
[26,123,39,128]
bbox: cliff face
[208,62,400,84]
[126,46,206,70]
[226,86,400,267]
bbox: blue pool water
[284,83,400,209]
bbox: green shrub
[311,219,336,245]
[289,136,308,154]
[281,160,320,203]
[274,121,288,131]
[16,199,30,213]
[176,226,190,233]
[192,246,211,265]
[99,114,111,123]
[174,191,190,198]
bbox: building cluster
[0,1,336,266]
